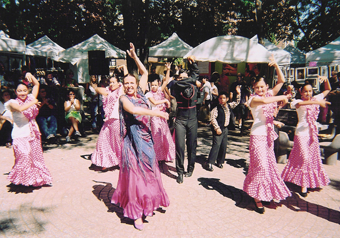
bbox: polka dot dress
[243,135,291,201]
[282,135,330,188]
[91,118,121,167]
[8,95,52,186]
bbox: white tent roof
[56,34,126,83]
[306,36,340,65]
[26,35,64,58]
[0,30,26,53]
[57,34,126,64]
[149,33,193,58]
[183,35,271,63]
[252,36,291,65]
[283,45,306,65]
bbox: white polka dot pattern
[282,135,330,188]
[150,116,175,162]
[243,135,291,201]
[8,132,52,187]
[91,118,122,167]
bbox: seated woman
[64,89,81,142]
[36,87,58,143]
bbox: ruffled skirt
[111,136,170,220]
[151,117,175,162]
[8,135,52,187]
[282,135,329,188]
[243,135,291,201]
[91,118,121,168]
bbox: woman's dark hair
[67,88,75,95]
[300,82,313,92]
[254,75,266,84]
[15,82,29,90]
[0,89,11,102]
[210,72,220,83]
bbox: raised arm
[121,95,168,120]
[161,62,171,92]
[126,43,148,93]
[25,72,40,98]
[269,55,285,96]
[318,76,331,97]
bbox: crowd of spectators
[0,67,112,146]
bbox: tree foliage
[0,0,339,56]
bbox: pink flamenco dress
[5,94,52,186]
[91,85,122,168]
[282,94,329,188]
[145,88,175,162]
[111,87,170,220]
[243,91,291,201]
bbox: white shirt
[203,82,212,101]
[5,99,31,139]
[291,93,324,136]
[248,90,273,136]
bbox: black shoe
[299,191,308,197]
[206,163,213,172]
[216,163,223,169]
[176,174,183,184]
[185,171,193,177]
[254,200,265,214]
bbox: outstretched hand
[126,42,137,59]
[268,54,277,67]
[187,55,196,64]
[319,99,331,108]
[155,109,169,120]
[318,75,328,84]
[165,62,172,71]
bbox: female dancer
[145,62,175,162]
[64,89,81,142]
[90,74,124,170]
[282,77,331,197]
[5,72,52,186]
[111,43,169,230]
[243,56,291,214]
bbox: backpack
[176,80,195,100]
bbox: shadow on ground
[91,181,132,226]
[282,182,340,224]
[0,204,52,235]
[197,177,253,210]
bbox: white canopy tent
[251,36,291,65]
[0,30,26,54]
[306,36,340,65]
[183,35,271,63]
[26,35,64,59]
[149,33,193,58]
[284,45,306,65]
[56,34,126,83]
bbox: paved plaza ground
[0,126,340,237]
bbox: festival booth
[260,38,291,66]
[183,35,272,87]
[56,34,126,84]
[25,35,66,81]
[284,45,306,66]
[0,30,26,72]
[148,32,193,73]
[306,36,340,75]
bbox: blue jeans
[36,115,58,138]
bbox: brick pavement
[0,126,339,237]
